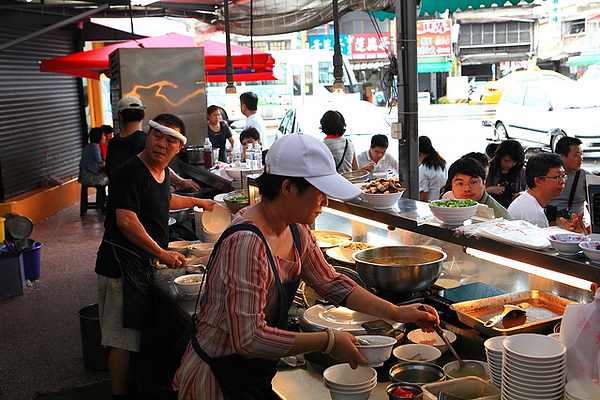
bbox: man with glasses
[508,153,566,228]
[441,156,512,220]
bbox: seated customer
[419,136,447,201]
[507,153,563,228]
[240,127,261,161]
[546,137,587,219]
[442,157,512,220]
[79,127,108,187]
[507,152,587,233]
[356,134,398,179]
[321,110,358,173]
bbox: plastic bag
[561,288,600,395]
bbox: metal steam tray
[450,290,575,336]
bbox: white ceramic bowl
[360,190,404,209]
[323,364,377,389]
[442,359,490,380]
[167,240,195,254]
[548,233,587,255]
[392,343,442,363]
[186,242,214,258]
[429,200,478,225]
[579,241,600,262]
[354,335,397,367]
[174,273,204,295]
[326,381,377,400]
[202,204,231,233]
[202,228,221,243]
[483,336,506,354]
[407,328,457,353]
[338,241,375,260]
[502,333,567,359]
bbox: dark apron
[104,239,156,330]
[190,223,302,400]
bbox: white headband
[148,120,187,145]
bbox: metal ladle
[419,306,486,377]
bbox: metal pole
[224,0,236,94]
[332,0,344,90]
[396,0,419,199]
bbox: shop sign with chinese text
[309,33,391,60]
[417,19,452,57]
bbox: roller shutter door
[0,27,85,200]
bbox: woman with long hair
[486,139,527,208]
[419,136,447,201]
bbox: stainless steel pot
[184,146,203,164]
[353,246,446,293]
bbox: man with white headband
[106,95,200,191]
[95,113,216,400]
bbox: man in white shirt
[356,134,398,179]
[240,92,267,148]
[508,153,565,228]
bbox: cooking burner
[370,287,433,305]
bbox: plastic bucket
[21,241,42,281]
[78,303,109,370]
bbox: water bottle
[203,138,213,169]
[253,143,262,169]
[246,144,254,169]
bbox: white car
[275,100,393,159]
[489,80,600,156]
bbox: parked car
[488,80,600,155]
[481,69,572,104]
[275,100,393,158]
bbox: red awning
[39,32,276,82]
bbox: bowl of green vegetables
[223,190,250,214]
[428,199,478,225]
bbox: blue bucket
[21,241,43,281]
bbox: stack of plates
[565,380,600,400]
[484,336,506,387]
[501,333,566,400]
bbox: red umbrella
[39,32,275,82]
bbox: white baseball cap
[117,95,145,111]
[265,133,361,200]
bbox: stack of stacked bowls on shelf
[484,336,506,387]
[501,333,567,400]
[564,379,600,400]
[322,363,378,400]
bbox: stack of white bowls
[322,363,378,400]
[564,379,600,400]
[484,336,506,387]
[193,206,204,241]
[501,333,566,400]
[201,204,231,243]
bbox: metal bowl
[389,362,446,385]
[223,190,250,214]
[353,246,446,293]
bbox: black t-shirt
[493,172,518,209]
[105,130,147,179]
[95,156,171,278]
[207,123,232,162]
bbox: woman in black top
[207,105,235,163]
[485,140,527,208]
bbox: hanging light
[332,0,345,93]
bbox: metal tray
[450,290,575,336]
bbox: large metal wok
[353,246,446,293]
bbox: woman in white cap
[173,133,439,400]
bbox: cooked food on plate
[360,177,404,194]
